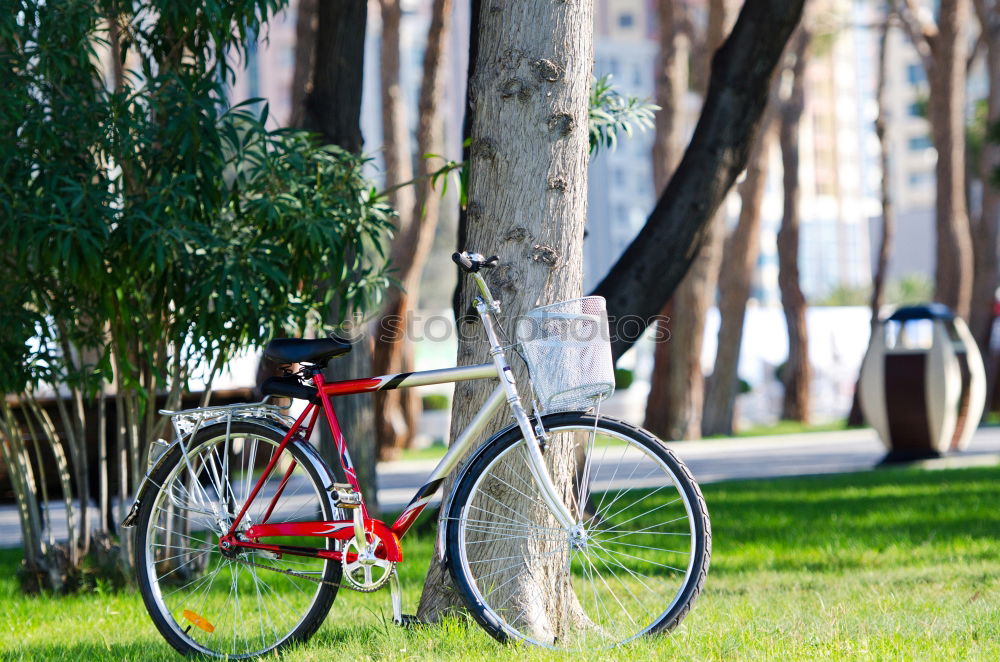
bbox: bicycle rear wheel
[446,413,710,649]
[134,420,341,658]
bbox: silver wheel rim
[142,430,334,658]
[454,423,699,649]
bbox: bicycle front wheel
[134,420,341,658]
[446,412,710,649]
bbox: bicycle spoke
[452,422,708,651]
[140,426,335,658]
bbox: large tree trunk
[297,0,366,152]
[645,0,731,441]
[591,0,806,362]
[777,28,811,423]
[374,0,454,461]
[290,0,377,510]
[702,103,776,435]
[970,0,999,361]
[418,0,593,624]
[931,0,974,319]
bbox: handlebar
[452,251,499,273]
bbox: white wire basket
[515,296,615,413]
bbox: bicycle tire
[134,420,341,658]
[445,412,710,649]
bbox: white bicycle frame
[397,271,576,532]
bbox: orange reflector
[182,609,215,633]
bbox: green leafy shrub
[0,0,391,591]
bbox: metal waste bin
[859,303,986,462]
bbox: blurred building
[586,0,887,303]
[585,0,661,292]
[226,8,297,128]
[873,10,937,283]
[228,0,954,304]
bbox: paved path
[378,426,1000,510]
[4,426,999,548]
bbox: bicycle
[123,250,711,657]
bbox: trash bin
[858,303,986,462]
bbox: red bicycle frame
[220,363,505,564]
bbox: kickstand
[389,571,423,628]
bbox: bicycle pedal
[393,613,424,628]
[329,483,362,509]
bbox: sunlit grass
[2,465,999,660]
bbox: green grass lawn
[2,465,999,661]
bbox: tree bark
[643,0,691,440]
[848,7,897,427]
[930,0,974,319]
[777,28,811,423]
[702,98,777,436]
[898,0,974,319]
[871,13,895,326]
[376,0,416,225]
[288,0,317,127]
[591,0,806,362]
[372,0,415,460]
[298,0,367,152]
[645,0,731,441]
[970,0,999,355]
[374,0,454,461]
[289,0,377,510]
[651,0,690,195]
[418,0,593,624]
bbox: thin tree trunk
[651,0,689,194]
[288,0,318,127]
[374,0,454,460]
[591,0,806,361]
[871,14,895,327]
[970,0,999,360]
[898,0,974,319]
[931,0,974,319]
[418,0,593,625]
[777,28,811,423]
[0,403,51,591]
[377,0,416,218]
[849,8,897,427]
[702,105,776,436]
[98,388,110,532]
[644,0,690,440]
[645,0,731,441]
[28,397,79,567]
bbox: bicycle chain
[229,554,393,593]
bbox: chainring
[340,537,396,592]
